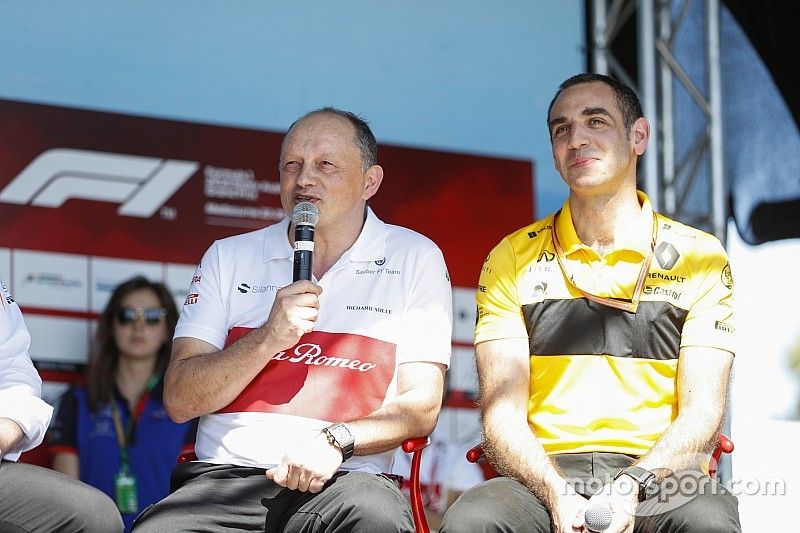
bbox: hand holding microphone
[261,202,322,350]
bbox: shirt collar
[110,376,164,410]
[347,207,387,263]
[261,207,387,264]
[555,190,654,258]
[262,216,294,263]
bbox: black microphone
[291,201,319,281]
[584,503,612,532]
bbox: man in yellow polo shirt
[441,74,740,532]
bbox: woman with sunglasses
[49,276,197,532]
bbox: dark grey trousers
[132,462,415,533]
[0,460,123,533]
[440,452,741,533]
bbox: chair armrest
[402,436,430,453]
[466,444,484,464]
[709,433,734,479]
[177,451,198,463]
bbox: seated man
[133,107,452,532]
[441,74,740,532]
[0,275,123,532]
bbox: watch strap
[615,466,657,501]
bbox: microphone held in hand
[584,503,612,532]
[291,202,320,282]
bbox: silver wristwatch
[322,423,355,461]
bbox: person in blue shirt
[49,276,197,531]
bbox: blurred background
[1,1,798,528]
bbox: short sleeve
[173,242,229,349]
[396,245,452,367]
[474,237,528,344]
[680,238,735,353]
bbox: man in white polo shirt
[134,108,452,532]
[0,276,123,532]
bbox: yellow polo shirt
[475,192,735,456]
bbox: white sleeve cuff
[0,387,54,459]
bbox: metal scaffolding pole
[707,0,726,242]
[637,0,660,209]
[590,0,726,244]
[590,0,731,484]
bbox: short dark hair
[282,107,377,171]
[86,276,178,412]
[547,73,644,136]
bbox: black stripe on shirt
[522,299,687,360]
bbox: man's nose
[296,164,318,187]
[566,124,590,149]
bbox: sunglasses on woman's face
[115,307,167,325]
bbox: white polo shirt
[0,276,53,460]
[176,208,452,473]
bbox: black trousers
[132,462,415,533]
[0,460,123,533]
[440,452,741,533]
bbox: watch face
[332,425,353,445]
[643,478,659,498]
[328,424,354,446]
[325,424,355,461]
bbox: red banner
[0,98,533,376]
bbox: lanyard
[551,210,658,314]
[109,375,159,468]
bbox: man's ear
[632,117,650,156]
[363,165,384,201]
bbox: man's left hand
[265,432,344,493]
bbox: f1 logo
[0,148,199,218]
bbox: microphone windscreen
[291,201,319,227]
[584,503,612,532]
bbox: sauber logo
[0,148,198,218]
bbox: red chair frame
[178,436,432,533]
[709,433,734,478]
[401,437,431,533]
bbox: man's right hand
[551,490,589,533]
[261,280,322,351]
[165,281,323,423]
